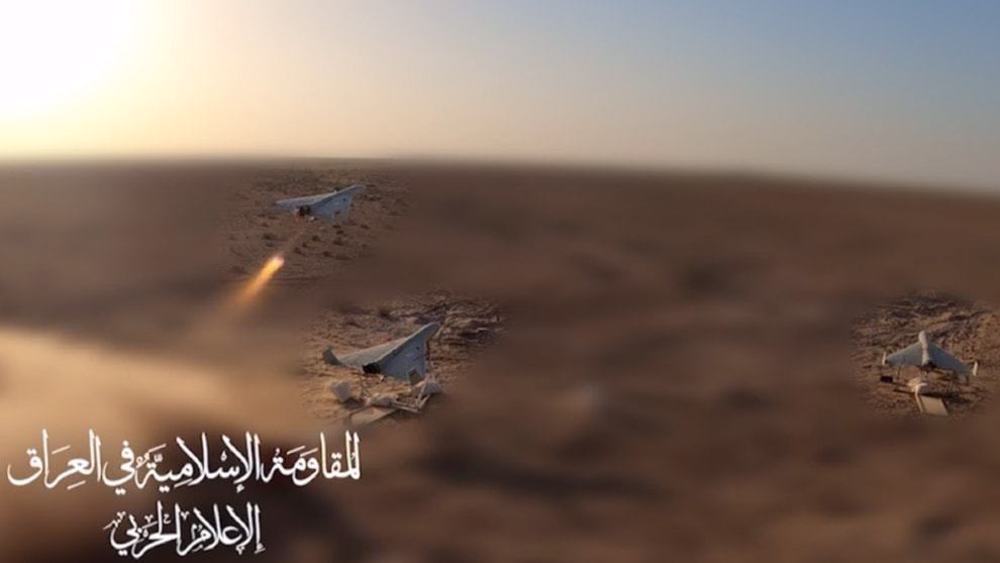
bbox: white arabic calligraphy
[6,430,361,493]
[105,501,264,559]
[4,429,361,558]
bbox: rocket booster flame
[232,254,285,307]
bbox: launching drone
[274,184,365,223]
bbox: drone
[274,184,365,223]
[879,330,979,416]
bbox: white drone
[274,184,365,223]
[880,330,979,416]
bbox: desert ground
[2,160,1000,561]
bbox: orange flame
[232,254,285,307]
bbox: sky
[0,0,998,187]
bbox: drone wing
[323,322,440,381]
[310,184,364,222]
[885,341,925,368]
[337,340,399,369]
[274,192,337,211]
[926,342,973,375]
[372,323,439,381]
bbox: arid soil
[2,161,1000,562]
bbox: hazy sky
[1,0,998,187]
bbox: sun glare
[0,1,142,120]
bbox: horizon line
[0,152,995,195]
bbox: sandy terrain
[2,161,1000,561]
